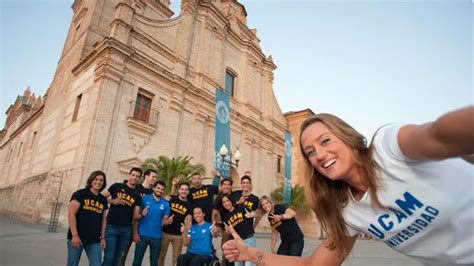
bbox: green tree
[141,155,206,194]
[270,184,311,214]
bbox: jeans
[132,235,162,266]
[67,239,101,266]
[117,234,133,266]
[235,236,256,266]
[177,252,213,266]
[277,238,304,256]
[159,232,183,266]
[102,224,132,266]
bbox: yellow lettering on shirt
[270,218,282,229]
[171,202,187,215]
[192,189,209,200]
[82,198,104,214]
[228,212,244,227]
[116,192,136,207]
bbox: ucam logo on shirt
[192,189,209,200]
[367,191,440,248]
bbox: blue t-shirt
[187,222,213,257]
[138,195,170,238]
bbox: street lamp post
[219,144,241,178]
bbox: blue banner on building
[214,88,231,182]
[283,131,292,204]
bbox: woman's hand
[268,212,282,222]
[222,223,252,262]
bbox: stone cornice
[72,38,134,77]
[0,105,44,148]
[94,57,126,83]
[0,172,48,190]
[198,0,231,28]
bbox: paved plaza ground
[0,215,422,266]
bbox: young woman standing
[67,171,108,266]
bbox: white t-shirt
[343,124,474,265]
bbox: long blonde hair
[299,113,382,256]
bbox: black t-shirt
[106,183,142,226]
[67,188,108,244]
[230,190,259,211]
[213,192,237,228]
[163,196,193,235]
[135,183,153,196]
[188,184,219,223]
[223,205,255,239]
[269,204,304,242]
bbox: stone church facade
[0,0,288,225]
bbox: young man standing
[118,169,157,266]
[132,180,171,266]
[188,172,220,223]
[231,175,261,228]
[159,181,193,266]
[135,169,156,196]
[102,167,143,266]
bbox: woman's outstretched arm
[398,106,474,160]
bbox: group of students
[67,166,305,266]
[67,106,473,266]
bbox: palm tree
[141,155,206,194]
[270,184,311,214]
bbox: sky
[1,0,472,138]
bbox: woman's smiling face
[300,121,358,182]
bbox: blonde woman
[259,196,304,256]
[223,106,474,265]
